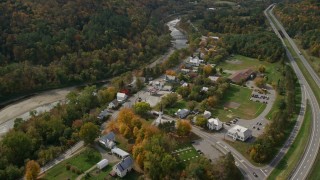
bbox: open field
[43,147,101,180]
[173,146,199,163]
[269,103,311,179]
[212,85,266,121]
[218,55,283,85]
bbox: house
[181,68,191,74]
[163,85,173,91]
[152,81,165,89]
[209,76,220,83]
[227,125,252,141]
[111,147,130,159]
[112,156,134,178]
[228,69,255,84]
[189,56,201,67]
[203,110,211,119]
[207,118,222,131]
[97,109,111,120]
[201,87,209,92]
[182,82,188,87]
[175,109,190,119]
[99,132,116,149]
[97,159,109,170]
[165,75,176,82]
[108,99,119,109]
[117,92,128,103]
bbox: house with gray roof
[112,156,134,177]
[99,132,116,149]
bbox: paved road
[266,4,320,180]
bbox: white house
[117,92,128,103]
[99,132,116,149]
[207,118,222,131]
[112,156,134,178]
[203,110,211,119]
[97,159,109,170]
[201,87,209,92]
[111,147,130,159]
[182,82,188,87]
[208,76,220,83]
[189,56,200,67]
[227,125,252,141]
[165,75,176,82]
[175,109,190,119]
[108,99,119,109]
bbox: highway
[265,4,320,180]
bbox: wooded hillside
[0,0,180,99]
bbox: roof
[110,99,119,106]
[202,87,209,92]
[229,69,254,83]
[100,132,115,142]
[208,118,221,126]
[116,156,134,172]
[117,92,127,98]
[203,110,211,118]
[98,109,111,119]
[112,147,129,158]
[208,76,220,82]
[228,125,250,134]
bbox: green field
[218,55,283,85]
[43,147,101,180]
[164,100,187,116]
[212,85,266,121]
[268,103,311,180]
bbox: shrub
[66,164,71,171]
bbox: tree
[186,156,213,179]
[176,120,191,136]
[187,101,197,111]
[2,131,33,166]
[97,86,117,105]
[25,160,40,180]
[258,65,266,73]
[160,93,178,108]
[195,115,207,127]
[203,65,213,77]
[207,96,219,108]
[254,77,266,88]
[79,122,99,144]
[133,102,151,117]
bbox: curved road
[266,4,320,180]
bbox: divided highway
[265,4,320,180]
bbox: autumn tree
[133,102,151,117]
[195,115,207,127]
[176,120,191,136]
[97,86,117,105]
[25,160,40,180]
[203,65,213,77]
[79,122,99,144]
[254,77,266,88]
[258,65,266,73]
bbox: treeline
[275,1,320,57]
[223,32,285,63]
[248,65,298,163]
[0,0,184,100]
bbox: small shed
[97,159,109,170]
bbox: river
[0,18,188,136]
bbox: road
[265,4,320,180]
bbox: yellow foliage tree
[25,160,40,180]
[176,120,191,136]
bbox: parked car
[253,172,258,177]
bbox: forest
[0,0,192,100]
[274,0,320,57]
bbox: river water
[0,18,188,136]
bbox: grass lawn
[212,85,266,121]
[265,93,283,120]
[268,102,311,180]
[164,100,187,116]
[218,55,283,85]
[223,139,263,167]
[83,165,113,180]
[43,147,101,180]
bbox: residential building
[201,87,209,92]
[97,109,111,120]
[112,156,134,178]
[163,85,173,91]
[99,132,116,149]
[175,109,190,119]
[207,118,222,131]
[209,76,220,83]
[108,99,119,109]
[117,92,128,103]
[227,125,252,141]
[203,110,211,119]
[165,75,176,82]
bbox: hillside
[0,0,179,100]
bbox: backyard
[43,147,101,180]
[212,85,266,121]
